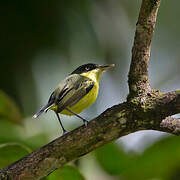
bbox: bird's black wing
[53,74,94,112]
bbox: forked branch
[1,0,180,180]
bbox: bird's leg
[64,107,88,127]
[55,112,68,135]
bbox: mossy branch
[1,0,180,179]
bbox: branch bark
[128,0,160,96]
[1,0,179,179]
[160,117,180,135]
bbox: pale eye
[85,67,89,71]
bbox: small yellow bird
[33,63,114,135]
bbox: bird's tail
[33,102,54,118]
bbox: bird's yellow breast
[60,82,99,115]
[60,69,103,116]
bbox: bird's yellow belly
[60,85,98,116]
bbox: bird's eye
[85,67,89,71]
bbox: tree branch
[0,89,179,179]
[151,90,180,117]
[128,0,160,96]
[1,0,179,179]
[160,117,180,135]
[0,103,135,180]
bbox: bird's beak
[98,64,115,71]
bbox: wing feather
[53,74,94,112]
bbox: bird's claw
[62,130,68,136]
[83,119,88,127]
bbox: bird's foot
[83,119,89,127]
[62,130,68,136]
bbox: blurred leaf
[0,133,48,152]
[95,142,131,175]
[41,178,49,180]
[25,133,49,149]
[0,120,20,139]
[0,90,22,125]
[123,136,180,180]
[47,165,85,180]
[0,142,31,169]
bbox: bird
[33,63,115,135]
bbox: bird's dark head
[71,63,98,74]
[71,63,115,82]
[71,63,115,75]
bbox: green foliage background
[0,0,180,179]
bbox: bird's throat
[81,69,103,84]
